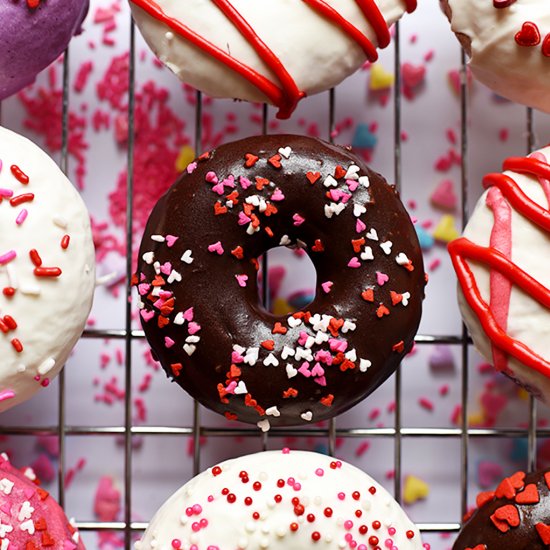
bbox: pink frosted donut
[129,0,417,118]
[0,453,85,549]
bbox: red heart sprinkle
[536,522,550,545]
[334,165,346,180]
[328,318,344,336]
[229,364,241,378]
[255,177,269,190]
[476,491,495,509]
[545,471,550,490]
[41,532,55,547]
[157,315,169,328]
[495,477,517,499]
[260,339,275,351]
[214,202,228,216]
[494,504,520,527]
[390,291,403,306]
[376,304,390,318]
[320,394,334,406]
[244,153,259,168]
[351,238,365,253]
[224,412,238,421]
[392,341,405,352]
[306,171,321,184]
[515,21,541,47]
[490,513,511,533]
[312,239,324,252]
[231,246,244,260]
[34,517,47,531]
[465,546,486,550]
[272,322,287,335]
[509,471,526,490]
[542,34,550,57]
[170,363,183,377]
[361,288,374,302]
[268,154,282,168]
[515,483,539,504]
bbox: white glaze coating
[130,0,411,107]
[458,146,550,404]
[135,450,424,550]
[0,126,95,412]
[446,0,550,114]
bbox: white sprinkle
[396,252,411,266]
[18,501,34,521]
[0,523,12,538]
[285,364,298,378]
[183,344,196,356]
[6,264,18,289]
[0,478,13,495]
[20,285,41,296]
[353,204,366,217]
[234,381,248,395]
[342,320,357,333]
[233,344,246,354]
[266,406,281,417]
[287,317,301,328]
[278,146,292,159]
[181,250,194,264]
[173,312,185,325]
[263,353,279,367]
[380,241,393,255]
[360,359,372,373]
[153,261,161,275]
[359,175,370,187]
[360,246,374,261]
[257,419,270,432]
[150,235,165,242]
[344,165,360,180]
[37,357,55,376]
[366,228,378,241]
[402,292,411,306]
[142,251,154,265]
[281,346,295,360]
[279,235,291,247]
[244,348,259,366]
[323,175,338,188]
[300,411,313,422]
[167,270,182,284]
[16,364,26,373]
[53,216,68,229]
[345,349,357,362]
[185,336,200,344]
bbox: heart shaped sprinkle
[515,21,541,47]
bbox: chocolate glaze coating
[136,135,425,427]
[454,470,550,549]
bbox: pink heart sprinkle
[165,235,178,247]
[160,262,172,275]
[164,337,175,348]
[137,283,150,296]
[346,180,359,192]
[183,307,194,322]
[188,322,201,335]
[314,376,327,386]
[348,257,361,268]
[235,274,248,287]
[238,212,252,226]
[208,241,224,255]
[225,381,237,394]
[205,171,218,183]
[321,281,333,293]
[222,175,235,188]
[340,192,352,204]
[239,176,252,189]
[293,213,305,226]
[298,362,311,377]
[186,162,197,174]
[298,331,309,346]
[311,363,325,377]
[376,271,389,286]
[231,351,244,364]
[140,310,155,322]
[212,182,225,195]
[329,189,343,201]
[271,189,285,201]
[356,219,366,233]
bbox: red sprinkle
[9,193,34,207]
[34,267,62,277]
[11,338,23,353]
[10,165,29,184]
[61,235,70,250]
[30,249,43,267]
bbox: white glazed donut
[449,146,550,404]
[442,0,550,113]
[129,0,417,118]
[135,449,424,550]
[0,126,95,412]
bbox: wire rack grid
[0,6,542,550]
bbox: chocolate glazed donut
[136,135,426,428]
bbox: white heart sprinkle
[366,229,378,241]
[359,175,370,187]
[278,146,292,159]
[360,246,374,261]
[345,349,357,362]
[234,381,248,395]
[353,204,366,217]
[263,353,279,367]
[360,359,372,373]
[266,406,281,417]
[286,364,298,378]
[244,348,259,365]
[380,241,393,255]
[342,320,357,333]
[324,204,335,218]
[181,250,194,264]
[323,175,338,188]
[233,344,246,354]
[281,346,295,360]
[142,251,154,265]
[287,317,302,328]
[315,332,329,345]
[185,335,200,344]
[280,235,291,246]
[333,203,346,216]
[344,165,360,180]
[402,292,411,306]
[173,312,185,325]
[183,344,196,356]
[151,234,165,242]
[300,411,313,422]
[396,253,411,266]
[257,419,270,432]
[167,270,182,283]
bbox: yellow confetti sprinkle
[369,63,395,91]
[433,214,460,243]
[175,145,196,173]
[403,475,430,505]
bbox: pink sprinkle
[315,468,324,477]
[282,447,290,454]
[164,337,175,348]
[140,310,155,322]
[292,213,305,226]
[337,492,345,500]
[235,274,248,287]
[355,441,370,457]
[271,188,285,201]
[0,250,16,265]
[499,128,509,142]
[439,384,450,396]
[188,322,201,335]
[356,219,366,233]
[208,241,224,255]
[376,271,389,286]
[419,397,434,411]
[15,209,28,225]
[321,281,333,293]
[0,188,13,198]
[183,307,194,322]
[348,257,361,268]
[165,235,178,247]
[429,258,441,271]
[187,162,197,174]
[0,390,15,402]
[205,171,218,184]
[239,176,252,189]
[368,408,380,421]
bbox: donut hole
[257,246,317,313]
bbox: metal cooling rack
[0,8,540,550]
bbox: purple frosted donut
[0,0,89,101]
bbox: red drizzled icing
[448,153,550,377]
[485,187,512,372]
[132,0,415,118]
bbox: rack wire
[0,5,541,550]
